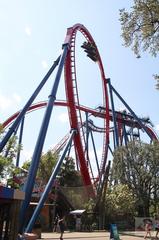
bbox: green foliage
[119,0,159,88]
[5,135,19,160]
[22,160,31,170]
[37,150,58,183]
[0,155,14,181]
[84,198,96,213]
[82,198,96,229]
[120,0,159,57]
[57,157,85,209]
[58,156,83,187]
[106,184,136,217]
[154,74,159,89]
[21,150,58,183]
[112,140,159,216]
[0,130,20,182]
[21,153,82,188]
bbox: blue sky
[0,1,159,165]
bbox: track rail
[3,100,158,141]
[2,24,158,196]
[64,24,110,191]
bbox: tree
[0,126,19,183]
[21,151,59,230]
[58,156,85,209]
[37,151,58,184]
[22,160,31,171]
[112,140,159,217]
[21,150,58,183]
[0,155,14,182]
[105,184,136,220]
[82,198,96,231]
[119,0,159,88]
[58,156,83,187]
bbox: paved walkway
[40,231,156,240]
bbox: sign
[110,224,120,240]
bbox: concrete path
[40,230,156,240]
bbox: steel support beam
[107,78,119,147]
[16,116,25,167]
[0,56,60,152]
[111,84,153,140]
[25,129,76,233]
[19,44,69,232]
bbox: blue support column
[106,78,119,147]
[84,115,95,182]
[90,130,100,175]
[19,44,69,232]
[16,116,25,167]
[108,145,114,156]
[25,129,76,233]
[66,139,72,158]
[0,56,60,152]
[4,124,20,158]
[111,84,153,140]
[85,112,89,160]
[122,124,128,146]
[112,130,116,149]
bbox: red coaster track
[1,24,158,199]
[64,24,110,190]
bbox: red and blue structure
[0,24,158,234]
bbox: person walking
[58,216,65,240]
[144,219,152,239]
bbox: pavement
[40,230,157,240]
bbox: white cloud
[0,92,21,112]
[58,112,69,123]
[0,93,12,110]
[21,149,33,161]
[155,124,159,131]
[25,26,32,36]
[13,93,21,103]
[41,60,48,69]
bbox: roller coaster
[0,23,158,234]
